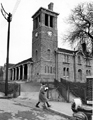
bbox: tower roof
[32,4,59,18]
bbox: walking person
[35,83,51,108]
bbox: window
[78,69,82,81]
[89,70,91,76]
[86,70,88,76]
[78,56,81,64]
[50,16,53,27]
[48,66,49,73]
[63,67,66,76]
[47,49,50,60]
[63,55,66,62]
[86,70,91,76]
[86,59,90,66]
[45,66,46,73]
[38,15,41,22]
[63,55,69,63]
[36,17,38,28]
[67,56,69,63]
[34,17,38,29]
[34,15,41,29]
[36,50,38,61]
[45,14,48,26]
[45,66,53,74]
[67,68,69,77]
[63,67,70,78]
[50,67,52,73]
[53,67,55,73]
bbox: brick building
[3,3,93,83]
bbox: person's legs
[36,101,40,107]
[46,101,51,107]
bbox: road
[0,97,69,120]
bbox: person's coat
[38,85,48,103]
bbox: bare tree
[65,2,93,57]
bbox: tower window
[36,17,38,28]
[36,50,38,61]
[50,67,52,73]
[47,49,50,60]
[50,16,53,27]
[38,15,41,22]
[34,15,41,29]
[45,14,48,26]
[48,66,49,73]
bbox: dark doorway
[24,64,27,80]
[17,67,19,80]
[20,66,22,80]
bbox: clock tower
[32,3,59,82]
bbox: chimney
[48,2,54,11]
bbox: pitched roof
[58,48,74,54]
[4,63,15,68]
[10,58,33,68]
[16,58,32,65]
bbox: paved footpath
[18,92,73,118]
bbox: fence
[54,79,87,103]
[86,76,93,103]
[54,79,69,102]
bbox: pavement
[0,91,92,119]
[0,92,73,119]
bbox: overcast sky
[0,0,91,66]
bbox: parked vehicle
[71,98,93,120]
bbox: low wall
[0,82,20,98]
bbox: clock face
[47,31,52,37]
[35,32,38,37]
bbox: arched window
[78,69,82,81]
[88,70,91,76]
[86,70,88,76]
[63,67,66,76]
[89,70,91,76]
[67,68,69,77]
[86,70,91,76]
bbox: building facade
[3,3,93,83]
